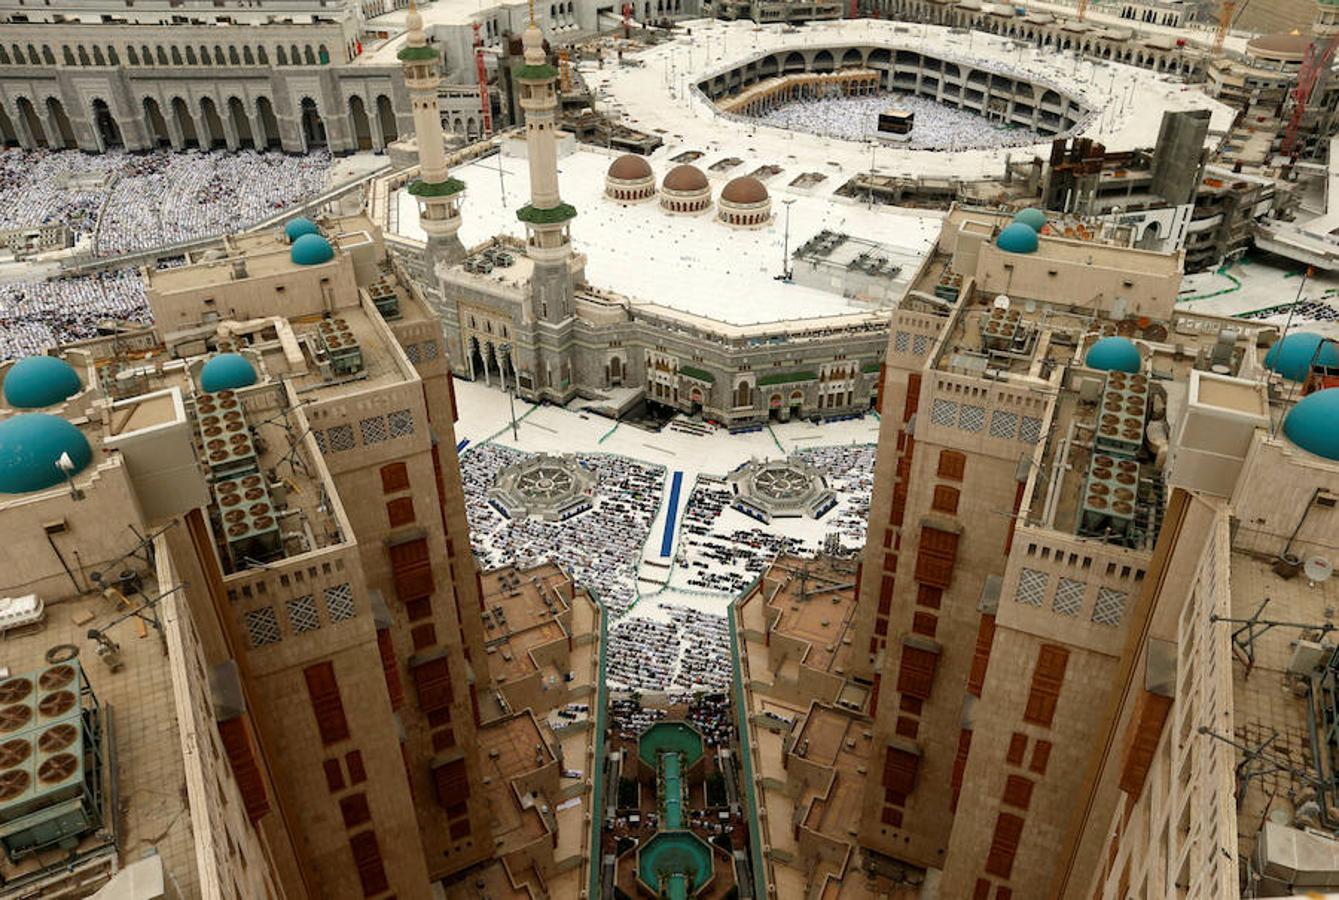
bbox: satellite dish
[1305,557,1334,585]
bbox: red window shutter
[899,695,922,715]
[896,641,940,700]
[895,716,919,739]
[911,611,937,637]
[217,716,270,823]
[1023,644,1070,728]
[1118,689,1173,796]
[380,462,409,494]
[973,879,992,900]
[346,750,367,784]
[1030,740,1053,775]
[881,805,902,827]
[323,758,345,793]
[932,484,960,514]
[340,793,372,829]
[903,373,921,422]
[432,728,457,752]
[874,616,889,637]
[881,745,920,795]
[447,369,459,422]
[878,575,894,614]
[411,623,437,651]
[950,728,972,812]
[1002,774,1034,810]
[984,812,1025,879]
[376,629,404,711]
[388,537,434,603]
[432,756,471,806]
[411,655,455,714]
[386,496,415,527]
[915,526,960,589]
[304,662,350,745]
[916,585,942,609]
[348,830,389,897]
[937,449,966,481]
[966,613,997,697]
[1006,732,1028,766]
[449,818,472,840]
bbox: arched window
[243,46,254,65]
[171,46,183,66]
[186,46,197,65]
[43,46,54,65]
[127,46,138,65]
[77,45,91,66]
[257,46,268,65]
[229,46,241,65]
[276,46,287,66]
[62,46,75,65]
[107,46,119,65]
[0,46,12,65]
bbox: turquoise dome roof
[283,217,321,241]
[997,222,1039,254]
[1264,332,1339,382]
[290,233,334,266]
[0,413,92,494]
[1283,389,1339,461]
[1013,208,1048,232]
[199,353,257,393]
[3,355,81,409]
[1086,336,1142,373]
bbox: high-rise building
[841,203,1316,896]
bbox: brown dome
[721,176,768,205]
[662,164,708,193]
[1247,30,1311,59]
[608,154,653,181]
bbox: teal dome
[1086,336,1142,373]
[1264,332,1339,382]
[997,222,1039,254]
[0,413,92,494]
[290,233,334,266]
[283,217,321,241]
[1013,208,1048,232]
[3,355,81,409]
[199,353,257,393]
[1283,389,1339,461]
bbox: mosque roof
[608,154,654,181]
[662,165,709,193]
[996,222,1040,253]
[283,217,321,241]
[1264,332,1339,382]
[199,353,258,393]
[720,176,769,205]
[291,233,335,266]
[1246,30,1311,59]
[1283,389,1339,461]
[1013,207,1048,232]
[1086,336,1143,373]
[0,413,93,494]
[3,356,81,409]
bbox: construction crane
[1213,0,1236,55]
[472,21,493,138]
[1282,32,1339,160]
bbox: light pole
[780,199,796,281]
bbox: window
[937,450,966,480]
[388,537,434,603]
[1020,415,1043,444]
[1029,740,1052,775]
[967,614,995,696]
[899,695,922,715]
[346,750,367,784]
[912,611,937,637]
[1023,644,1070,728]
[896,640,939,700]
[304,662,350,745]
[388,408,414,438]
[1092,587,1128,626]
[217,717,270,823]
[881,745,920,795]
[432,756,471,807]
[348,830,389,897]
[287,595,319,633]
[1016,569,1047,607]
[930,398,957,426]
[359,415,388,445]
[323,758,345,793]
[340,793,372,828]
[1053,577,1086,616]
[244,607,280,648]
[950,728,972,812]
[326,423,355,452]
[380,462,409,493]
[410,654,454,714]
[1002,775,1033,810]
[325,583,355,622]
[387,496,415,528]
[984,812,1024,879]
[411,623,437,651]
[990,410,1018,439]
[916,585,942,609]
[1006,732,1027,766]
[931,485,960,514]
[895,716,919,739]
[915,526,960,589]
[958,404,985,432]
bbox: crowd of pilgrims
[0,147,332,362]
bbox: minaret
[515,3,577,324]
[398,1,466,266]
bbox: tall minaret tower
[398,1,466,267]
[514,4,577,325]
